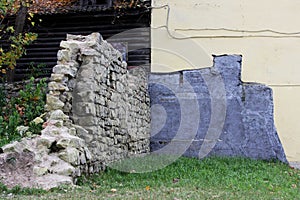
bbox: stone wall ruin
[47,33,150,168]
[0,33,150,189]
[0,34,289,190]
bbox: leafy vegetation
[27,62,46,78]
[113,0,148,9]
[0,0,147,79]
[1,156,299,199]
[16,0,77,14]
[0,182,46,196]
[0,76,47,147]
[1,0,96,79]
[0,0,37,78]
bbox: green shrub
[27,62,46,79]
[0,77,47,147]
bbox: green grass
[1,156,299,199]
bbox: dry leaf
[111,188,117,193]
[172,178,180,183]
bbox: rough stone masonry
[0,33,150,189]
[51,33,150,167]
[0,34,288,190]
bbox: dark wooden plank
[11,9,151,81]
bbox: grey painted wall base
[149,55,287,163]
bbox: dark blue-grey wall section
[149,55,287,163]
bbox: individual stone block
[77,64,95,80]
[63,102,72,113]
[73,102,96,116]
[95,94,106,105]
[73,91,95,103]
[74,81,95,91]
[1,141,23,154]
[50,74,68,82]
[49,109,69,121]
[58,147,80,165]
[72,116,98,126]
[35,174,73,190]
[36,135,56,149]
[57,49,71,62]
[85,47,102,56]
[33,166,48,176]
[49,161,75,176]
[53,65,77,77]
[45,94,65,111]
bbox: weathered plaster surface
[149,55,287,163]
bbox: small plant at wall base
[0,76,47,147]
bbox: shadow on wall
[149,55,287,163]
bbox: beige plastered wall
[151,0,300,162]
